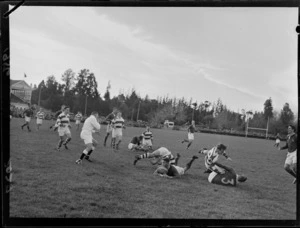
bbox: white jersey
[81,115,100,133]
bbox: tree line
[30,68,297,135]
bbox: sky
[10,6,298,114]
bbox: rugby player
[278,125,297,184]
[206,161,247,187]
[274,133,281,148]
[103,108,118,147]
[181,120,196,150]
[55,106,72,151]
[142,126,153,150]
[75,111,83,131]
[36,107,45,131]
[50,104,66,131]
[199,144,232,173]
[76,111,101,164]
[153,153,198,178]
[128,135,144,151]
[134,147,176,166]
[21,104,35,132]
[111,111,125,150]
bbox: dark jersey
[105,112,116,122]
[282,133,297,153]
[211,171,237,187]
[55,110,63,119]
[23,109,34,117]
[188,125,196,133]
[131,136,141,145]
[166,165,180,177]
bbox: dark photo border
[1,0,299,227]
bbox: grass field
[9,118,297,222]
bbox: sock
[80,149,89,159]
[64,138,71,145]
[27,125,30,131]
[87,149,94,156]
[57,140,63,149]
[140,153,150,159]
[104,134,109,144]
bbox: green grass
[9,118,296,220]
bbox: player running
[74,111,83,131]
[36,107,45,131]
[153,153,198,178]
[198,144,232,173]
[273,133,281,148]
[128,135,144,151]
[21,104,35,132]
[55,106,72,151]
[181,120,196,150]
[103,108,118,147]
[278,125,297,184]
[76,111,101,164]
[142,126,153,150]
[111,111,125,150]
[134,147,176,166]
[50,104,66,131]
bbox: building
[10,80,33,109]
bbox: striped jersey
[56,112,70,128]
[75,113,82,121]
[201,146,228,167]
[112,117,124,128]
[36,111,45,119]
[142,130,153,140]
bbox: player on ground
[278,125,297,184]
[55,106,72,151]
[181,120,196,150]
[134,147,176,166]
[21,104,35,132]
[50,104,65,131]
[198,144,232,173]
[142,126,153,150]
[36,107,45,131]
[128,135,144,151]
[103,108,118,147]
[75,111,83,131]
[111,111,125,150]
[154,153,198,178]
[76,111,101,164]
[206,161,247,187]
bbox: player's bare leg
[284,164,297,183]
[186,140,193,150]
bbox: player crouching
[128,135,145,151]
[76,111,101,164]
[154,154,198,178]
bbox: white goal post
[245,117,270,139]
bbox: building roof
[10,93,28,104]
[10,80,22,86]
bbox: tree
[263,97,273,121]
[61,69,75,92]
[74,69,99,98]
[280,103,294,125]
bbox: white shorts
[188,133,194,141]
[275,139,280,144]
[128,143,137,150]
[112,128,122,138]
[173,165,185,175]
[76,120,81,125]
[25,116,31,122]
[37,119,43,125]
[143,139,152,147]
[285,150,297,165]
[80,130,93,144]
[58,127,71,137]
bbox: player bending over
[76,111,101,164]
[181,120,196,150]
[134,147,176,166]
[154,153,198,178]
[55,106,72,151]
[199,143,232,173]
[128,135,144,151]
[206,161,247,187]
